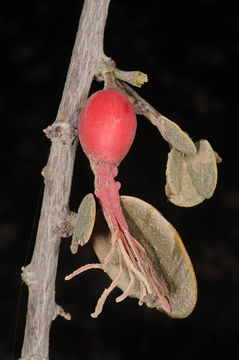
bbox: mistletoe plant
[21,2,223,359]
[65,61,221,319]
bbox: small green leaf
[187,140,218,199]
[70,193,96,254]
[156,116,196,155]
[165,140,220,207]
[93,196,197,319]
[165,148,204,207]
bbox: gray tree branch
[20,1,111,359]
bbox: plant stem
[114,69,148,87]
[19,1,111,359]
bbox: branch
[20,1,111,359]
[115,80,196,155]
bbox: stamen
[65,263,103,281]
[118,240,152,294]
[115,268,135,303]
[102,235,118,271]
[138,281,147,306]
[91,252,123,318]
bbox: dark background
[1,0,238,359]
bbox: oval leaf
[93,196,197,319]
[165,140,220,207]
[166,148,204,207]
[71,193,96,254]
[156,116,196,155]
[187,140,218,199]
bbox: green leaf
[70,193,96,254]
[165,140,220,207]
[156,116,197,155]
[187,140,218,199]
[93,196,197,319]
[165,148,204,207]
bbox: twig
[115,80,196,154]
[20,1,111,359]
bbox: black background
[1,0,239,359]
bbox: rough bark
[20,1,111,359]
